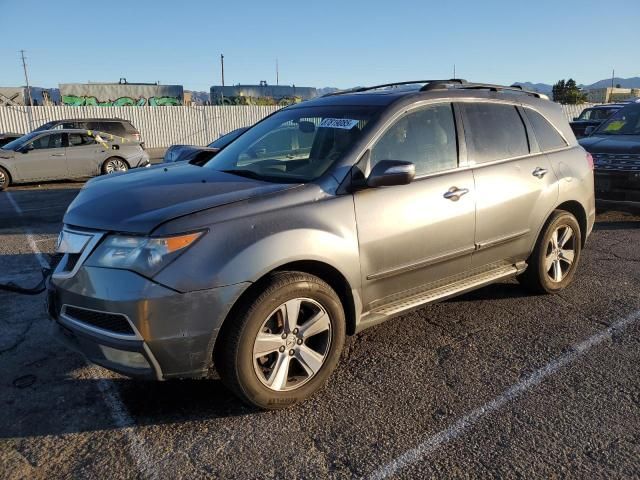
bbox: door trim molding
[475,228,530,250]
[366,245,476,281]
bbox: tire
[0,167,9,191]
[101,157,129,174]
[518,210,582,294]
[215,272,346,410]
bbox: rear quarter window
[101,122,126,135]
[461,103,529,163]
[524,109,568,152]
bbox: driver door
[354,103,476,310]
[15,133,67,182]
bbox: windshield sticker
[319,118,360,129]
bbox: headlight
[86,231,204,277]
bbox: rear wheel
[215,272,345,409]
[518,210,582,294]
[0,167,10,191]
[102,157,129,174]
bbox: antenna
[20,50,34,130]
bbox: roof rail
[322,79,467,97]
[323,80,549,99]
[452,82,548,99]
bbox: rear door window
[524,109,568,152]
[68,133,96,147]
[461,103,529,163]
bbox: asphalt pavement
[1,182,639,479]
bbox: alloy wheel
[105,159,128,173]
[545,225,576,283]
[252,298,332,392]
[0,170,6,189]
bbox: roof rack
[451,82,548,99]
[322,79,467,97]
[324,79,548,99]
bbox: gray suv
[48,80,595,409]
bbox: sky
[0,0,638,91]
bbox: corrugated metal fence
[0,104,596,148]
[0,105,281,148]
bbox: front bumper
[47,265,248,379]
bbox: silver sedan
[0,128,150,190]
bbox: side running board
[371,264,521,318]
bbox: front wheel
[0,167,9,191]
[518,210,582,294]
[102,157,129,174]
[215,272,345,409]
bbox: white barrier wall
[0,104,597,148]
[0,105,281,148]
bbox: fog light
[99,345,150,369]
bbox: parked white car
[0,129,150,190]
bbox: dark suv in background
[570,104,625,138]
[34,118,142,145]
[580,102,640,204]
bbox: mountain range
[514,77,640,95]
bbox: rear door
[354,103,476,309]
[65,132,102,177]
[460,102,558,268]
[14,133,67,181]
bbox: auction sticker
[319,118,359,129]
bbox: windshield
[207,127,248,149]
[578,107,620,121]
[32,121,58,132]
[1,132,40,151]
[204,105,382,183]
[595,104,640,135]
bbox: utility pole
[608,69,615,103]
[220,54,225,105]
[276,58,279,86]
[20,50,34,130]
[453,64,456,79]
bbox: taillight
[586,152,594,170]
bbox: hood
[0,148,15,159]
[579,134,640,154]
[63,162,299,234]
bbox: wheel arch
[214,259,358,364]
[555,200,588,248]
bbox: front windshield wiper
[219,169,303,184]
[220,169,266,180]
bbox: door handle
[51,153,65,157]
[532,167,548,178]
[443,186,469,201]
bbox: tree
[552,78,587,104]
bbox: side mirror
[366,160,415,188]
[20,144,34,153]
[584,126,596,136]
[573,117,579,121]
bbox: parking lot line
[6,191,51,270]
[368,308,640,480]
[5,190,160,480]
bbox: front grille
[593,153,640,172]
[64,306,135,335]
